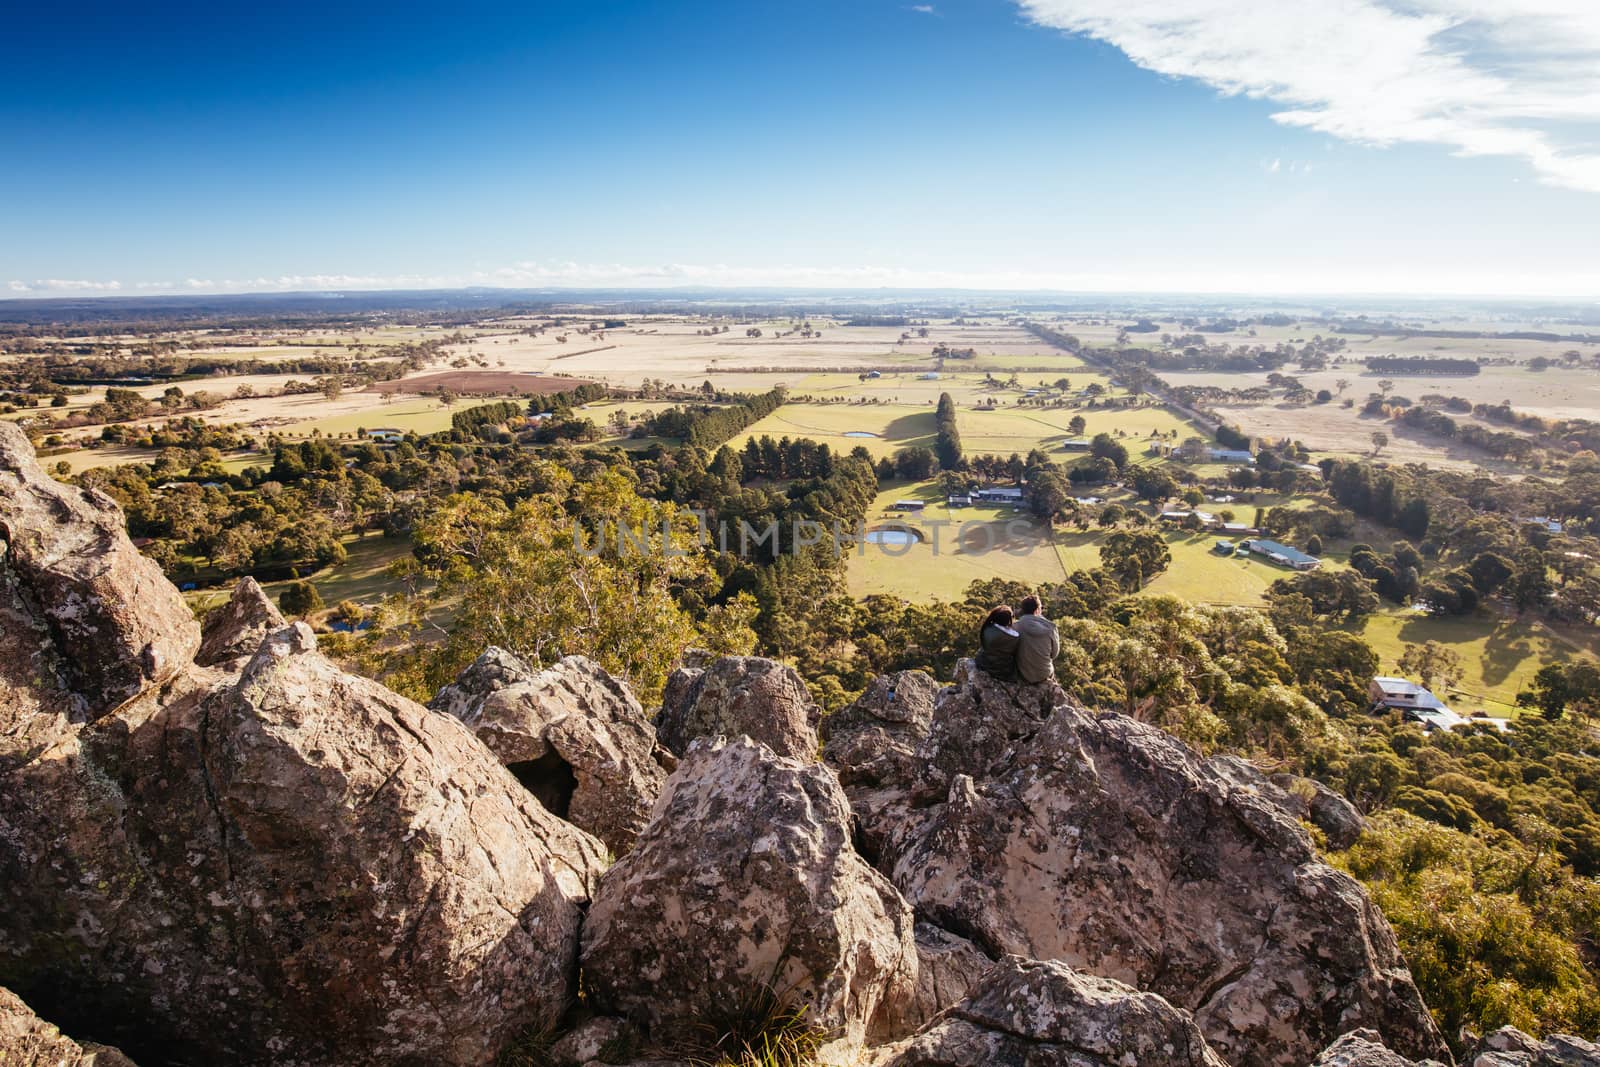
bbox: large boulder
[430,650,674,854]
[1209,754,1367,851]
[885,698,1448,1067]
[875,923,994,1038]
[581,736,918,1052]
[0,622,609,1065]
[655,656,821,760]
[910,657,1071,802]
[427,644,539,718]
[821,670,941,863]
[821,669,939,791]
[195,576,285,668]
[0,421,199,725]
[1471,1027,1600,1066]
[0,986,136,1066]
[880,955,1228,1067]
[1311,1029,1449,1066]
[0,422,199,769]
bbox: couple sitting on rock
[976,594,1060,684]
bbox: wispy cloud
[1019,0,1600,193]
[909,4,938,14]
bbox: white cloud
[1019,0,1600,192]
[909,4,937,13]
[1268,157,1281,173]
[7,279,124,293]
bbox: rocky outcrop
[0,986,136,1066]
[1,621,609,1065]
[655,656,821,760]
[875,923,994,1037]
[1471,1027,1600,1066]
[1209,754,1367,850]
[880,955,1228,1067]
[910,657,1070,801]
[882,678,1448,1067]
[195,576,285,668]
[1,422,199,769]
[548,1016,639,1066]
[430,649,673,854]
[821,669,939,790]
[580,736,918,1051]
[0,421,199,725]
[1311,1029,1449,1066]
[428,644,539,718]
[820,669,941,863]
[0,426,612,1067]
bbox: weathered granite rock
[195,576,285,668]
[1311,1028,1449,1066]
[1209,754,1367,851]
[581,736,917,1050]
[874,923,994,1037]
[0,420,199,722]
[1471,1026,1600,1066]
[549,1016,639,1066]
[885,695,1449,1067]
[821,670,938,789]
[430,650,674,854]
[0,421,199,770]
[881,954,1228,1067]
[655,656,821,760]
[910,657,1071,802]
[820,670,941,863]
[0,986,137,1066]
[0,623,608,1066]
[428,644,539,719]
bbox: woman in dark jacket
[976,605,1020,681]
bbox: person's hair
[1019,594,1041,615]
[983,605,1014,629]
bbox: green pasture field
[960,403,1198,457]
[1141,532,1282,605]
[845,481,1067,601]
[1354,608,1595,717]
[841,485,1292,606]
[185,534,414,617]
[966,352,1088,372]
[280,397,478,438]
[727,403,938,460]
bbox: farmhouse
[972,486,1025,504]
[1240,538,1320,570]
[1209,448,1256,463]
[888,499,927,512]
[1060,437,1093,452]
[1160,509,1216,527]
[1368,676,1463,731]
[947,494,973,507]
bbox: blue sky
[4,1,1599,298]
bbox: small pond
[863,527,924,545]
[843,430,879,438]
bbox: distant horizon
[2,281,1598,311]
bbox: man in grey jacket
[1013,594,1060,684]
